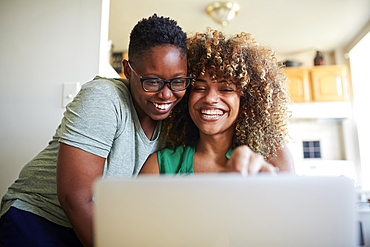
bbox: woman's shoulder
[77,76,132,107]
[83,76,128,92]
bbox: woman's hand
[225,145,278,176]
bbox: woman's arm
[267,144,295,173]
[140,145,294,176]
[57,143,105,247]
[139,152,160,174]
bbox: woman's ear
[122,59,131,80]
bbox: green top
[158,145,234,175]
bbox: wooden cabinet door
[311,65,349,102]
[284,68,311,102]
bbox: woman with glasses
[0,14,188,247]
[140,29,294,176]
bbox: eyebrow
[143,72,187,78]
[194,79,207,83]
[194,78,236,84]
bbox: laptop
[93,174,356,247]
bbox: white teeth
[201,109,224,116]
[201,109,224,119]
[202,114,220,119]
[152,102,171,110]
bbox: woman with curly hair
[140,29,294,175]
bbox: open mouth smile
[200,109,225,119]
[152,102,172,110]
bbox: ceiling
[108,0,370,56]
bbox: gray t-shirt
[0,76,164,227]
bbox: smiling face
[124,45,187,121]
[188,71,241,137]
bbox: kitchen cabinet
[284,67,311,102]
[285,65,350,103]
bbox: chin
[152,112,171,121]
[199,129,219,136]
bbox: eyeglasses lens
[143,78,191,92]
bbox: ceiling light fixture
[206,1,240,27]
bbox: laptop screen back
[94,174,356,247]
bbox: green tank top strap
[226,147,234,159]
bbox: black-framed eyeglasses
[128,61,192,92]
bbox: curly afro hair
[128,14,187,61]
[162,28,291,159]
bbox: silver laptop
[93,174,356,247]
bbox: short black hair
[128,14,187,61]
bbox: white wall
[0,0,103,197]
[276,50,338,67]
[286,117,358,185]
[349,31,370,190]
[287,119,346,161]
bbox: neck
[193,129,234,173]
[132,98,157,140]
[196,132,233,156]
[139,115,157,140]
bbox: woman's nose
[157,84,173,99]
[204,89,219,104]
